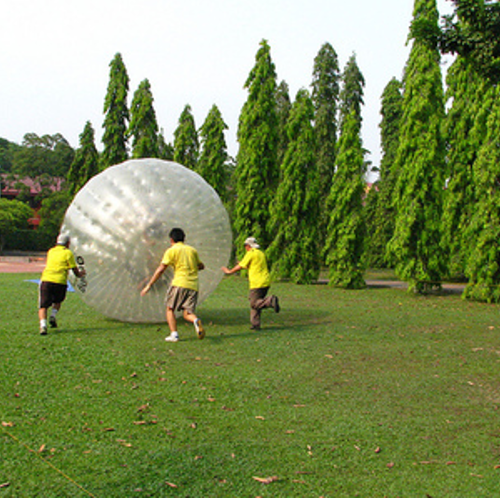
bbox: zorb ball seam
[62,158,232,323]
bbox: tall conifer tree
[441,57,486,277]
[234,39,279,250]
[463,85,500,302]
[128,79,159,159]
[364,78,403,267]
[386,0,447,293]
[312,42,340,244]
[101,53,129,169]
[324,55,366,289]
[173,104,199,170]
[198,104,228,202]
[267,89,320,284]
[276,80,291,169]
[67,121,99,196]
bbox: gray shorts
[166,286,198,313]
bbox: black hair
[169,227,185,243]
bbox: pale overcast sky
[0,0,454,176]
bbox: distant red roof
[1,174,64,198]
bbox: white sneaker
[165,332,179,342]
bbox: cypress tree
[365,78,403,268]
[324,55,366,289]
[234,39,279,250]
[128,79,159,159]
[463,85,500,302]
[276,80,291,169]
[441,57,487,278]
[173,104,199,170]
[67,121,99,196]
[267,88,320,284]
[386,0,447,293]
[311,42,340,244]
[198,104,229,202]
[101,53,129,169]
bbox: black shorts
[39,281,68,309]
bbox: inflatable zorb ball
[61,159,232,323]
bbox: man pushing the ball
[141,227,205,342]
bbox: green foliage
[438,0,500,82]
[441,57,488,277]
[339,53,365,126]
[276,80,291,168]
[324,111,366,289]
[38,190,72,246]
[128,79,159,159]
[311,42,340,249]
[364,78,403,268]
[387,0,447,293]
[0,198,32,250]
[67,121,99,196]
[234,40,279,249]
[157,129,174,161]
[11,133,75,178]
[463,85,500,302]
[0,137,21,173]
[173,104,199,170]
[101,53,130,169]
[198,105,228,202]
[267,89,320,284]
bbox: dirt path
[0,255,466,294]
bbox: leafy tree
[198,105,228,202]
[157,129,174,160]
[364,78,403,268]
[462,84,500,302]
[173,104,199,170]
[128,79,159,159]
[324,110,366,289]
[234,39,279,249]
[101,52,130,169]
[0,138,21,173]
[387,0,447,293]
[267,88,320,284]
[323,54,366,289]
[37,190,72,246]
[441,57,487,277]
[276,80,291,168]
[311,42,340,245]
[437,0,500,82]
[0,198,32,251]
[11,133,74,178]
[67,121,99,196]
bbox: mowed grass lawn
[1,272,500,498]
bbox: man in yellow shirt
[38,234,86,335]
[141,227,205,342]
[222,236,280,331]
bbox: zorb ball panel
[61,159,232,323]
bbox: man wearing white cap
[38,234,86,335]
[222,236,280,330]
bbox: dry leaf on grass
[253,476,279,484]
[165,482,177,488]
[1,422,14,427]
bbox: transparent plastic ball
[61,158,232,323]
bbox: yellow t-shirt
[161,242,201,291]
[239,248,270,289]
[41,245,77,285]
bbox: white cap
[57,233,70,246]
[244,237,260,249]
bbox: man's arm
[141,263,168,296]
[221,263,243,275]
